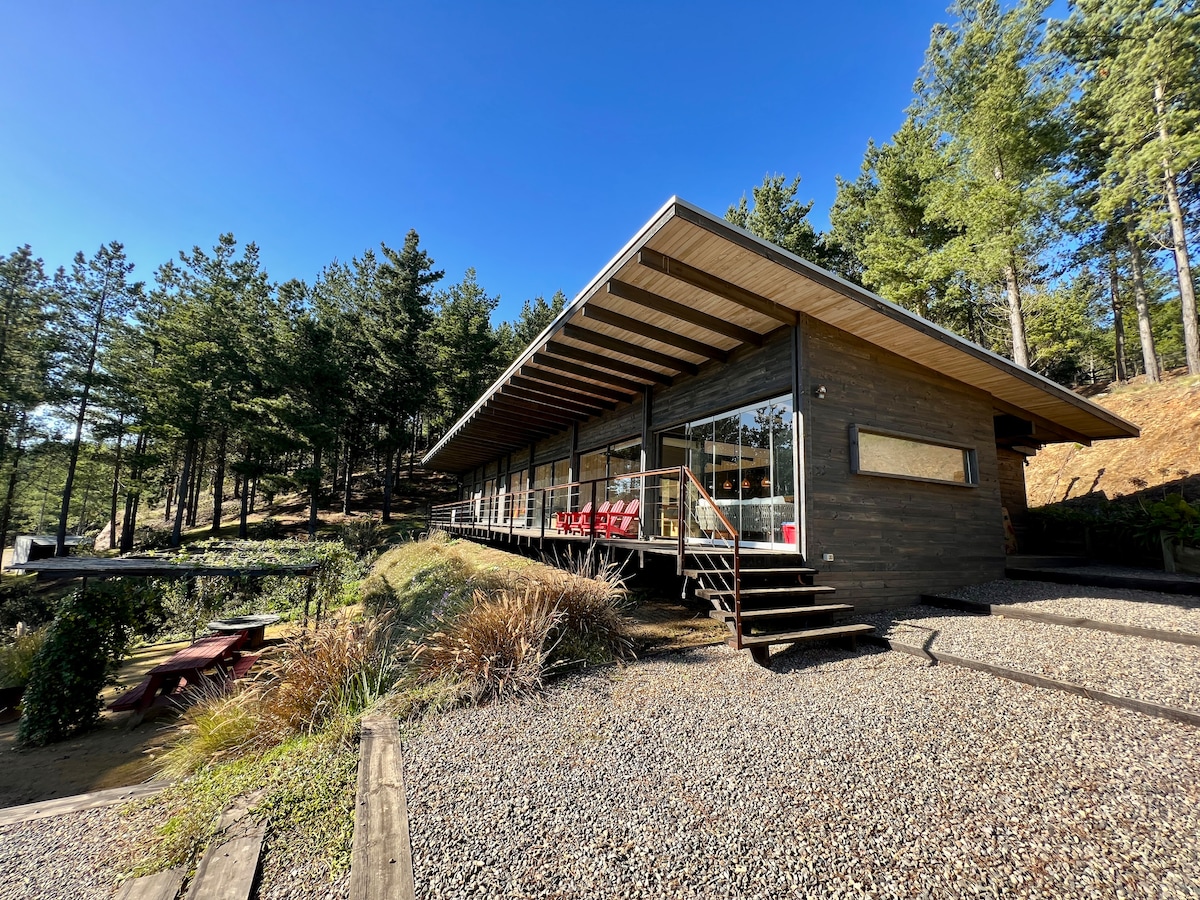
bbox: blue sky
[2,1,955,322]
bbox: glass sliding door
[658,395,797,548]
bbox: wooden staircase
[685,553,874,666]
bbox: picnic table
[207,614,281,649]
[109,633,256,724]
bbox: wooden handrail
[680,467,742,649]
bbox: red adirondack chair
[593,499,625,534]
[565,501,596,535]
[603,498,640,539]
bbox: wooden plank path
[0,780,170,827]
[350,716,416,900]
[115,867,185,900]
[185,823,267,900]
[921,593,1200,647]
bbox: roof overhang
[423,197,1139,473]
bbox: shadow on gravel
[768,642,891,675]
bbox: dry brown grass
[411,588,563,703]
[161,616,399,777]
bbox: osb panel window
[850,426,978,487]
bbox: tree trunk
[1155,81,1200,374]
[1003,256,1029,368]
[408,412,420,478]
[0,412,29,551]
[108,416,126,549]
[250,476,257,513]
[211,431,227,534]
[1125,225,1160,384]
[171,436,197,548]
[309,446,321,539]
[57,324,103,556]
[119,431,148,554]
[187,438,207,528]
[238,442,252,540]
[382,446,395,523]
[1108,254,1128,382]
[342,442,353,516]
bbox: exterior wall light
[813,385,828,399]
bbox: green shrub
[18,580,162,745]
[253,516,283,539]
[1146,494,1200,546]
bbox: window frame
[849,425,979,488]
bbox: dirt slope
[1026,372,1200,508]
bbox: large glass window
[659,395,795,546]
[851,426,977,486]
[579,438,642,500]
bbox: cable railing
[429,465,744,644]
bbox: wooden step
[696,585,836,601]
[709,603,853,622]
[732,623,876,648]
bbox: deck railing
[429,466,743,645]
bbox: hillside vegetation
[1026,372,1200,508]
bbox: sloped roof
[424,197,1138,473]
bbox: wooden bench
[108,677,156,712]
[229,654,259,680]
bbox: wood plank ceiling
[423,198,1139,473]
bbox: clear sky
[2,1,955,322]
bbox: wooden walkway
[350,716,415,899]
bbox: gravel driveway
[403,644,1200,899]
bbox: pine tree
[1059,0,1200,373]
[53,243,142,555]
[726,174,837,269]
[914,0,1068,367]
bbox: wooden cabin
[422,198,1138,663]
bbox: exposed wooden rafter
[637,247,798,326]
[543,342,674,385]
[516,366,631,402]
[582,304,730,362]
[485,397,577,427]
[529,353,645,396]
[606,279,763,347]
[561,323,699,375]
[505,382,611,416]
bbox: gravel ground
[403,644,1200,899]
[0,796,349,900]
[944,578,1200,637]
[0,803,163,900]
[863,603,1200,712]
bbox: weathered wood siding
[996,448,1029,519]
[802,318,1006,613]
[579,393,643,451]
[531,432,572,467]
[652,329,793,429]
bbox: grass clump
[411,588,563,703]
[392,538,634,708]
[160,615,400,778]
[0,628,45,690]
